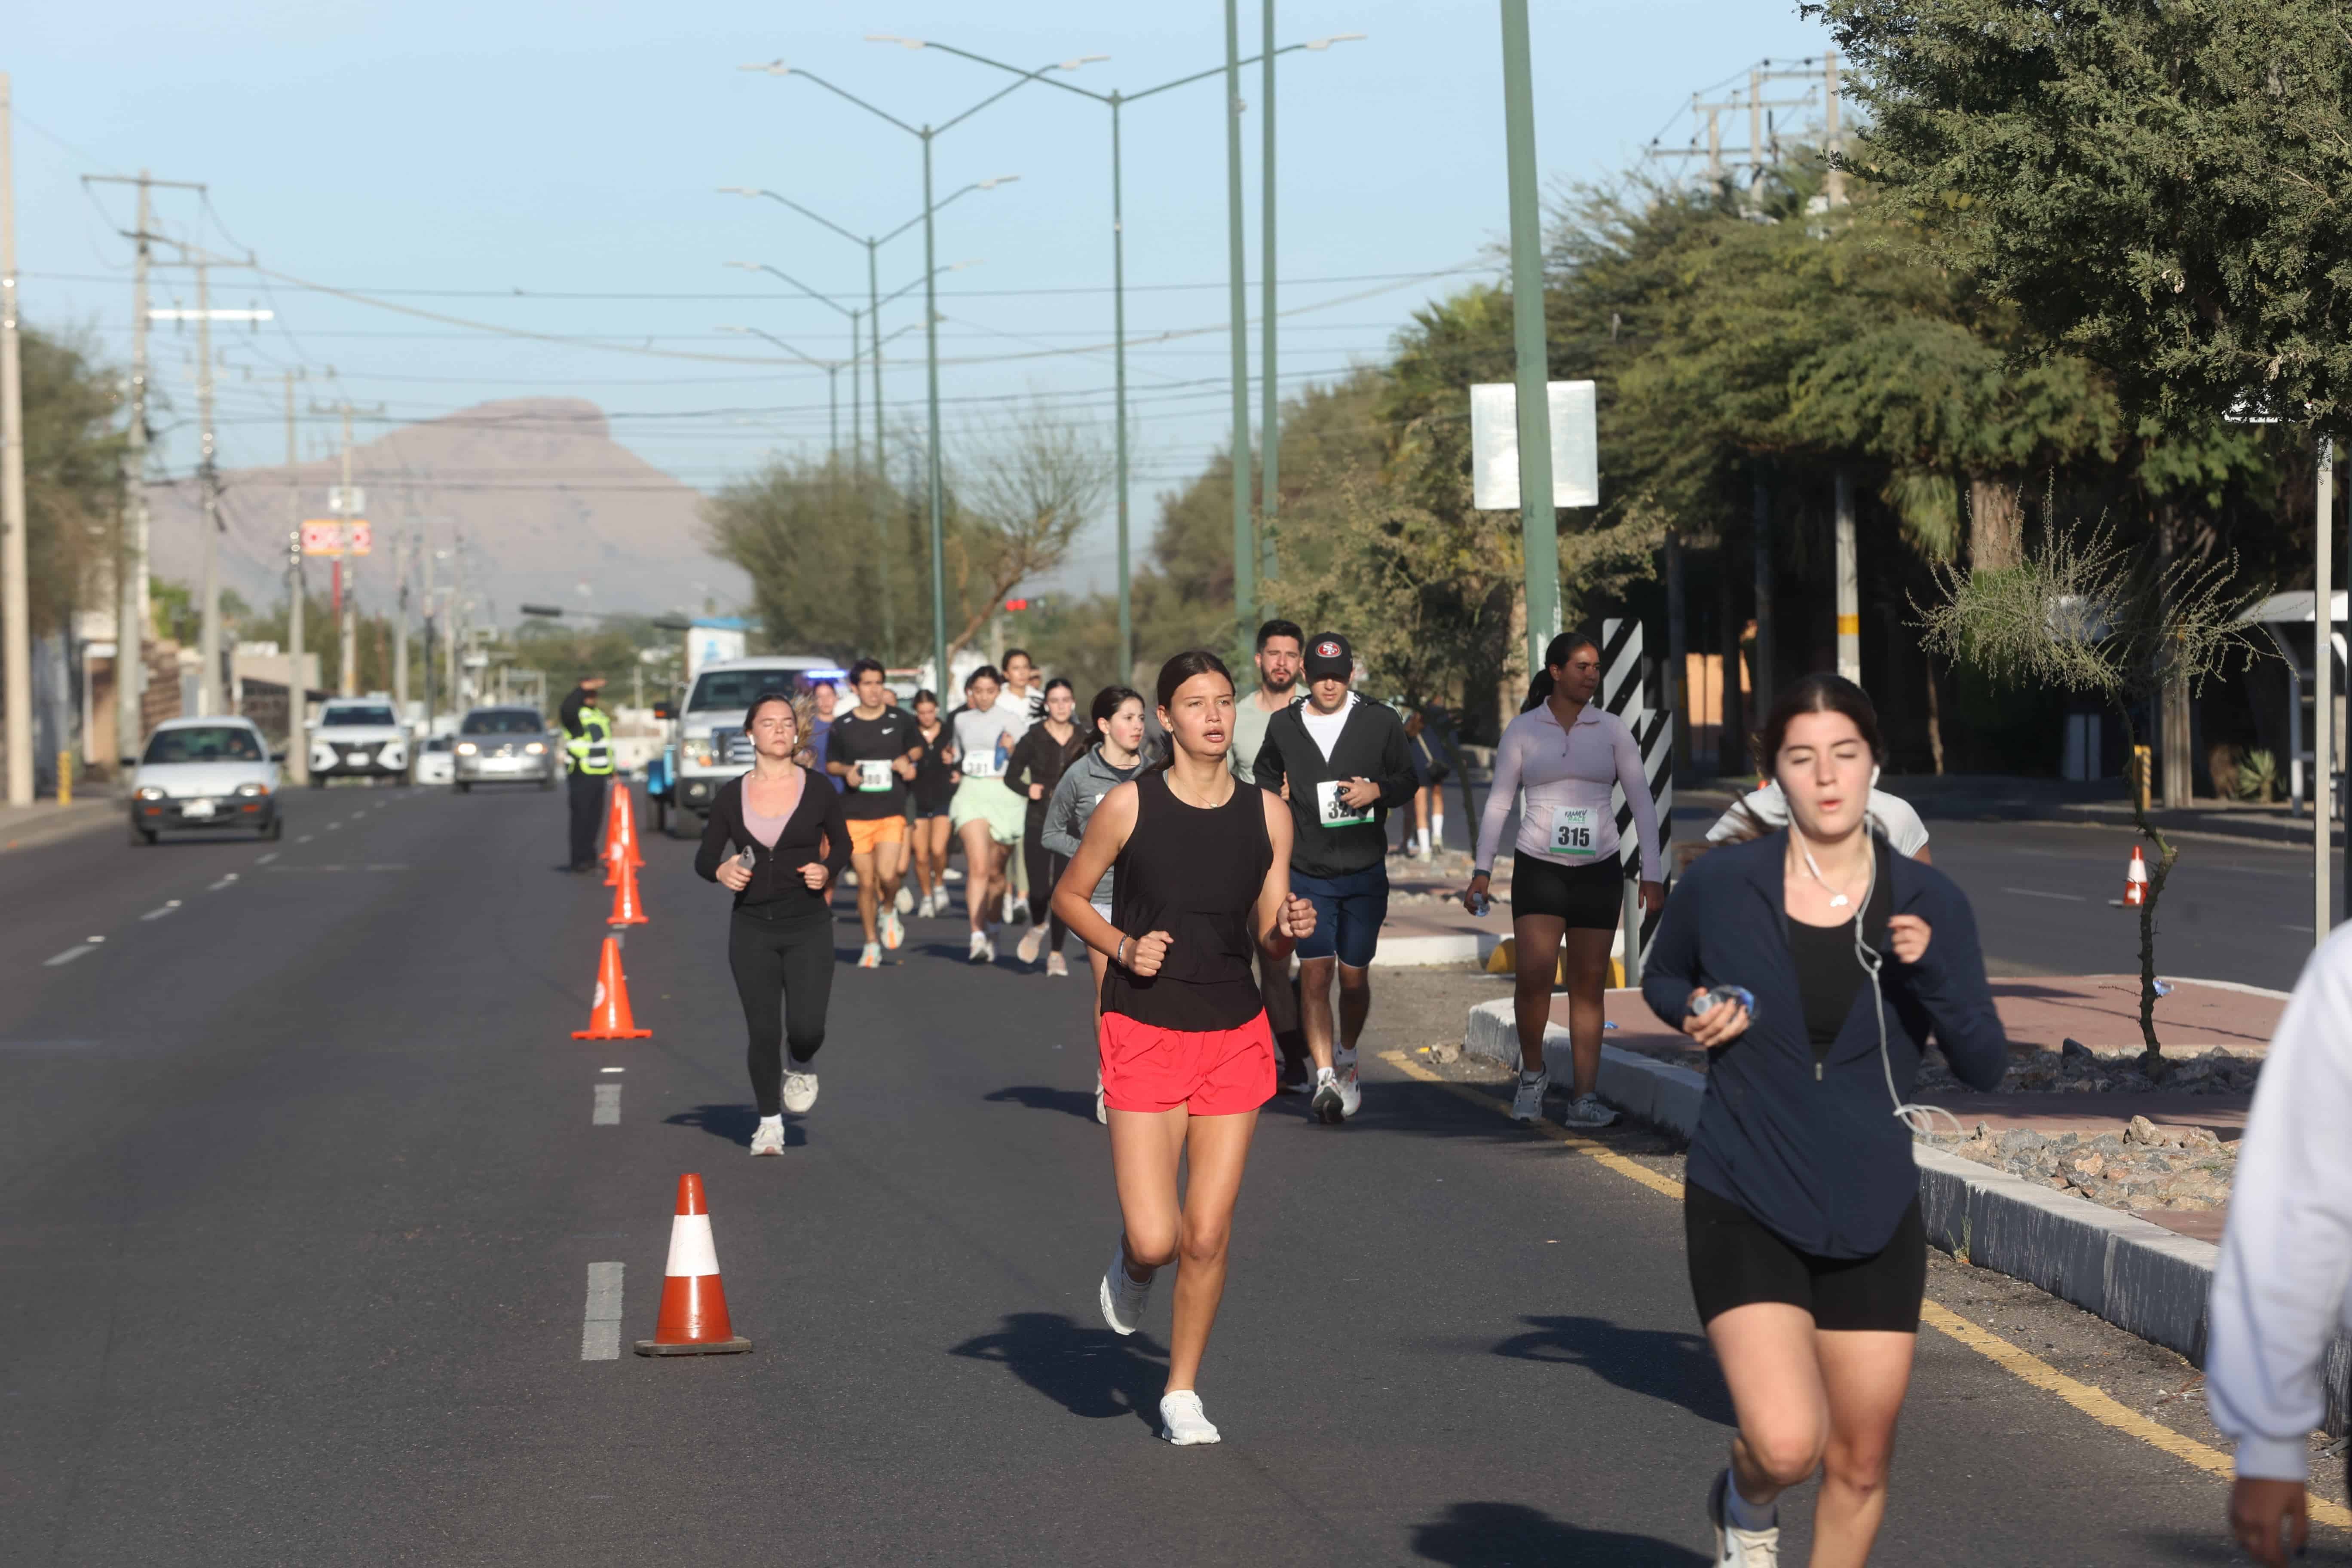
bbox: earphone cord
[1798,820,1962,1142]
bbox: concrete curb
[1462,995,2349,1437]
[0,799,119,854]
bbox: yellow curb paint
[1375,1049,2352,1530]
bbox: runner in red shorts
[1053,649,1315,1447]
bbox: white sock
[1722,1472,1776,1530]
[759,1113,783,1132]
[1335,1046,1357,1070]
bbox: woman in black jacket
[1003,677,1089,973]
[695,689,850,1157]
[1640,674,2005,1567]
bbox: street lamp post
[716,324,845,458]
[891,32,1362,678]
[741,51,1096,694]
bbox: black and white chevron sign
[1601,617,1675,945]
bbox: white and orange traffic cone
[606,855,649,927]
[573,936,652,1039]
[2123,845,2149,908]
[634,1173,753,1357]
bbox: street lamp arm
[723,187,867,249]
[717,325,836,371]
[934,61,1082,135]
[875,176,1019,245]
[907,40,1115,104]
[751,63,925,138]
[726,260,857,319]
[875,260,977,311]
[1123,44,1328,104]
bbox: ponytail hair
[1150,650,1236,772]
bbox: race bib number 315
[1548,805,1597,857]
[1316,779,1374,828]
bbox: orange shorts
[1099,1010,1275,1116]
[845,815,906,856]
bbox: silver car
[452,707,558,791]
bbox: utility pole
[392,525,409,719]
[311,396,382,695]
[0,74,28,806]
[86,172,203,767]
[1822,49,1847,206]
[1224,0,1256,650]
[193,260,221,714]
[281,368,307,783]
[2316,439,2335,940]
[1258,0,1280,596]
[1834,469,1860,683]
[1498,0,1558,674]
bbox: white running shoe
[1562,1092,1619,1129]
[1094,1072,1107,1124]
[968,930,994,965]
[1099,1241,1153,1335]
[748,1120,785,1157]
[881,910,904,951]
[1046,951,1068,978]
[1002,890,1021,926]
[1708,1469,1779,1566]
[1334,1050,1363,1118]
[1311,1067,1345,1125]
[781,1065,819,1114]
[858,942,882,969]
[1016,927,1045,965]
[894,884,915,916]
[919,889,940,919]
[1159,1390,1221,1447]
[1511,1069,1550,1124]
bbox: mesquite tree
[1915,524,2258,1071]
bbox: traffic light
[1002,596,1051,613]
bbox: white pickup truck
[307,697,410,787]
[655,655,845,836]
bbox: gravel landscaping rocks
[1914,1041,2261,1097]
[1928,1114,2236,1214]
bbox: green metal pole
[1224,0,1256,650]
[923,130,948,692]
[1111,94,1133,682]
[870,239,892,661]
[1499,0,1558,676]
[1259,0,1279,594]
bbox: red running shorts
[1099,1009,1275,1116]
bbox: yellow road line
[1376,1047,2352,1529]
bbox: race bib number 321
[1549,805,1597,857]
[1316,779,1374,828]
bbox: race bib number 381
[1548,805,1597,858]
[1315,779,1374,828]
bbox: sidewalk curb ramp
[1463,995,2351,1440]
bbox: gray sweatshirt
[1041,744,1146,904]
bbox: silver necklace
[1793,835,1862,908]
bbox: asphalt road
[0,783,2314,1563]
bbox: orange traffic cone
[603,785,648,885]
[607,855,649,926]
[634,1173,753,1356]
[616,784,646,869]
[2123,845,2149,907]
[573,936,652,1039]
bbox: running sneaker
[748,1120,786,1157]
[1311,1067,1345,1126]
[1333,1050,1363,1119]
[881,910,904,951]
[1002,889,1022,926]
[1094,1071,1107,1124]
[918,889,940,919]
[781,1064,819,1114]
[1045,951,1068,978]
[1510,1068,1550,1124]
[968,930,994,965]
[894,884,915,916]
[1159,1390,1221,1447]
[1016,926,1045,965]
[1562,1092,1619,1129]
[1098,1241,1153,1335]
[858,942,882,969]
[1708,1469,1779,1566]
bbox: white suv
[308,698,410,786]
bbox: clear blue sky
[11,0,1835,598]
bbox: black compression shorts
[1510,850,1625,931]
[1684,1180,1925,1333]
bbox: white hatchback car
[130,716,283,845]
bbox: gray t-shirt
[1228,689,1294,780]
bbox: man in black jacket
[1253,633,1419,1124]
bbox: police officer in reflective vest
[558,675,615,872]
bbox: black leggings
[1021,813,1069,952]
[728,905,836,1116]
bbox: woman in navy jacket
[1641,674,2005,1567]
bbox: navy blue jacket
[1641,831,2008,1258]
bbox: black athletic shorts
[1510,850,1624,930]
[1684,1180,1925,1333]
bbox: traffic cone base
[573,936,652,1039]
[635,1174,752,1356]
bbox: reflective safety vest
[566,706,615,776]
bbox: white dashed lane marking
[43,945,96,968]
[581,1263,624,1360]
[297,835,314,844]
[139,900,183,921]
[205,874,239,892]
[592,1084,621,1125]
[2001,887,2087,903]
[254,852,278,865]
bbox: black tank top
[1101,768,1273,1032]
